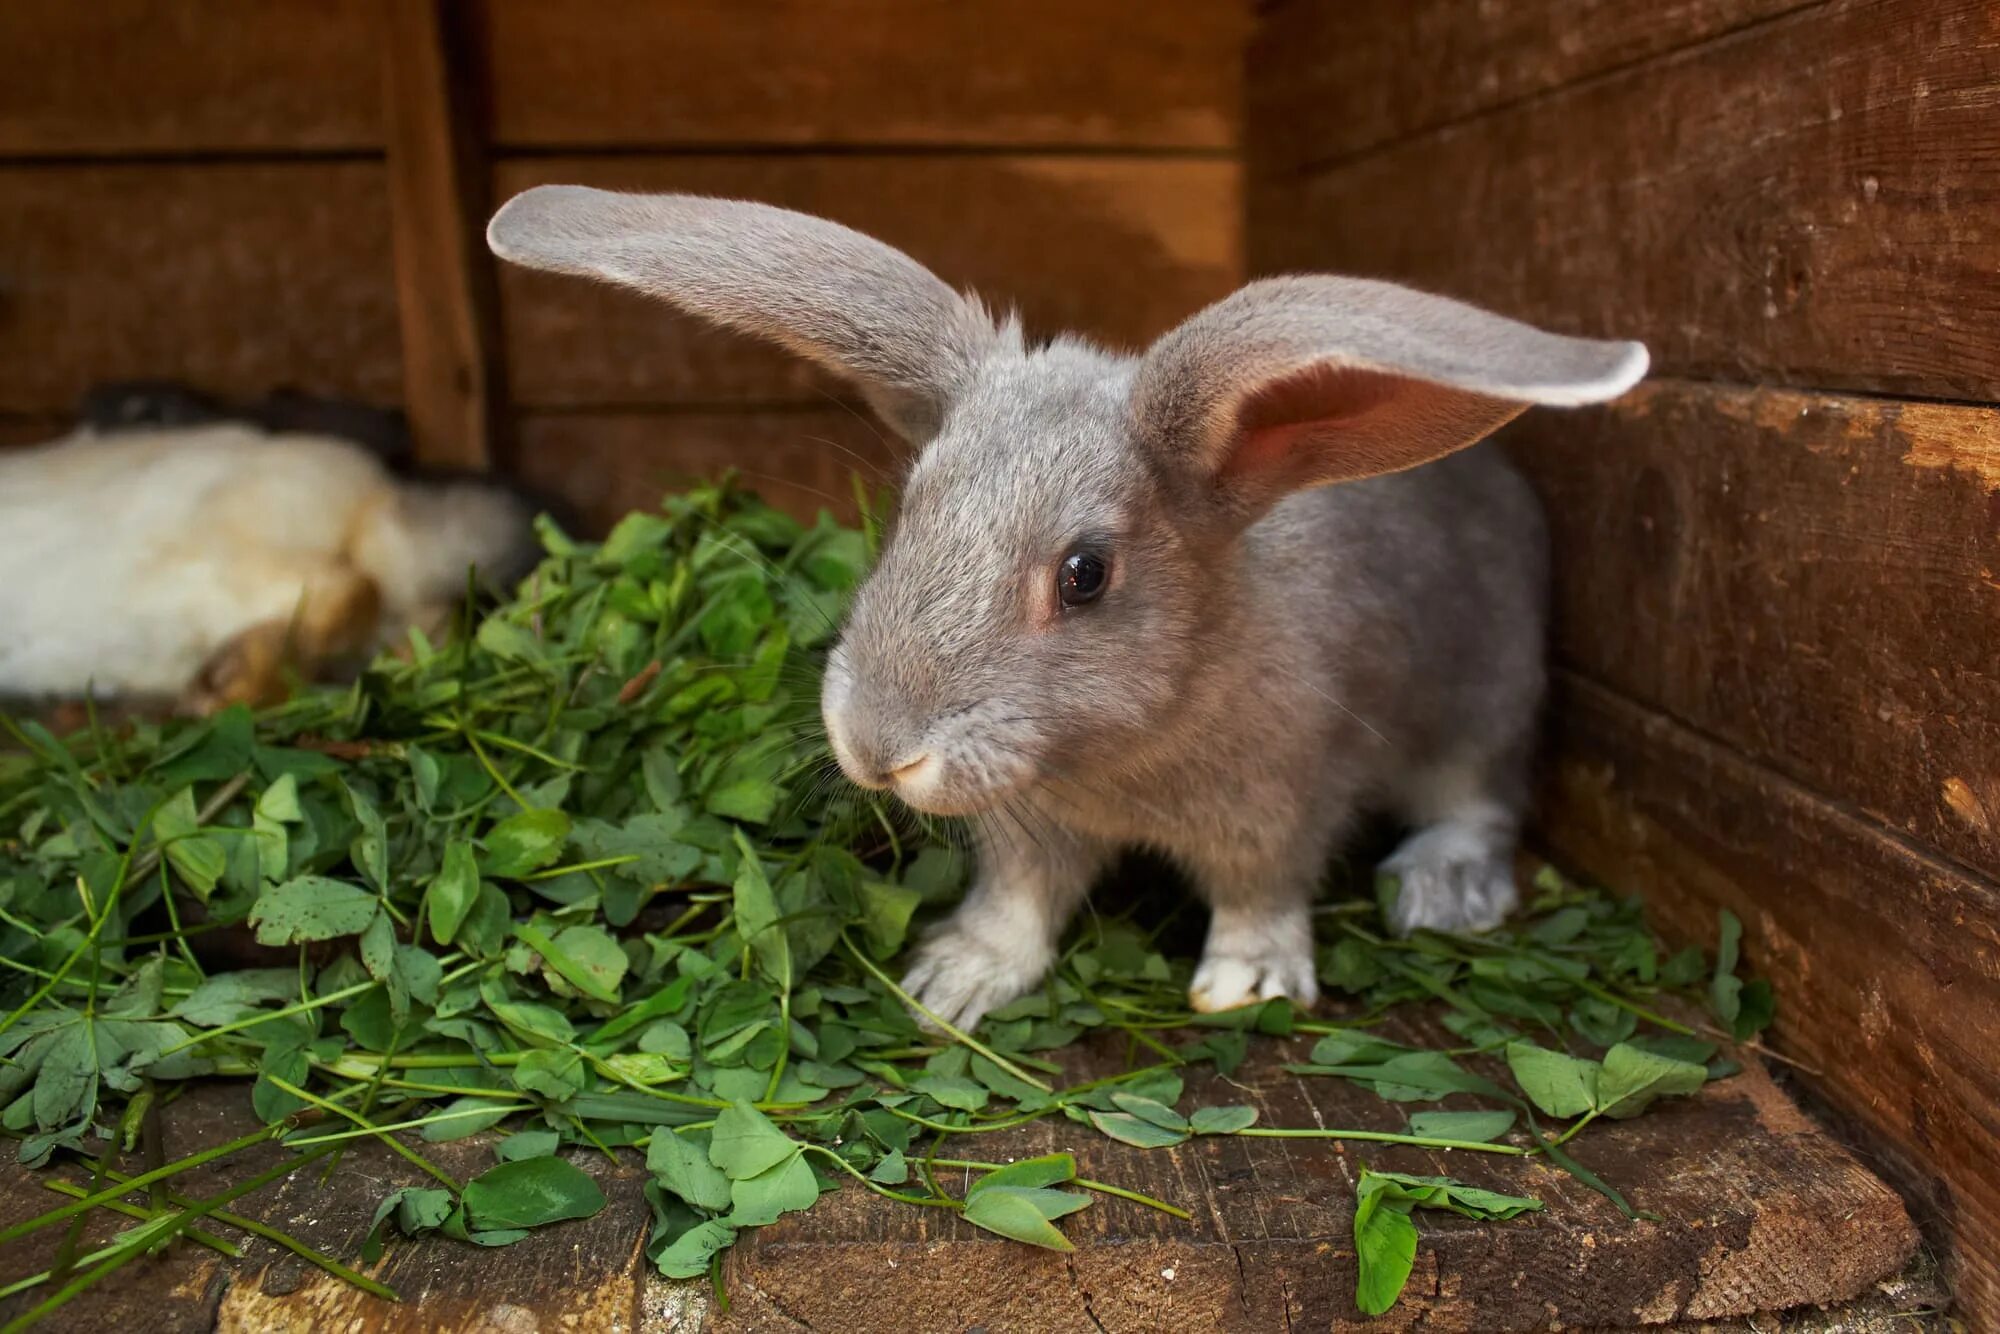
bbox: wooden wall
[0,0,1244,526]
[1247,0,2000,1318]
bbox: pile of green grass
[0,482,1771,1326]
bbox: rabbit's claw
[1187,900,1319,1014]
[1188,949,1319,1014]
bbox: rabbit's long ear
[488,187,1000,443]
[1130,276,1647,520]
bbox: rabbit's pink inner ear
[1218,364,1527,495]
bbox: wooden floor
[0,1021,1936,1333]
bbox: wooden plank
[382,0,505,471]
[0,1085,656,1333]
[1248,0,2000,401]
[0,416,63,449]
[0,1024,1921,1332]
[481,0,1244,150]
[1504,380,2000,882]
[0,0,381,156]
[515,409,908,534]
[493,156,1242,409]
[1537,674,2000,1323]
[1248,0,1803,172]
[0,163,402,413]
[722,1023,1915,1330]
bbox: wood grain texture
[0,416,63,449]
[383,0,506,471]
[0,0,382,155]
[0,1086,656,1333]
[1504,380,2000,882]
[1538,675,2000,1322]
[721,1023,1914,1331]
[0,164,402,413]
[1249,0,2000,401]
[493,156,1242,410]
[1248,0,1804,172]
[481,0,1245,150]
[516,409,908,534]
[0,1030,1920,1332]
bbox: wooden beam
[1249,0,2000,401]
[381,0,503,471]
[0,0,381,157]
[1247,0,1800,173]
[1537,673,2000,1319]
[514,407,908,534]
[0,1035,1924,1330]
[481,0,1245,151]
[0,162,399,414]
[1508,379,2000,883]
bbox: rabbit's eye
[1057,550,1108,608]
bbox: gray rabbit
[488,188,1647,1027]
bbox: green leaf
[869,1148,909,1185]
[495,1130,560,1163]
[1188,1104,1260,1135]
[1594,1043,1707,1119]
[155,788,227,902]
[1712,912,1744,1032]
[966,1153,1075,1196]
[911,1073,988,1113]
[427,840,480,946]
[708,1101,799,1180]
[1505,1042,1600,1119]
[512,1048,587,1101]
[517,922,627,1004]
[1661,945,1707,987]
[1086,1110,1189,1149]
[247,876,382,946]
[1732,978,1775,1041]
[730,832,791,990]
[856,879,921,958]
[962,1186,1077,1251]
[462,1157,606,1232]
[653,1220,736,1279]
[570,814,701,886]
[32,1023,97,1131]
[725,1151,821,1226]
[1108,1092,1189,1133]
[649,1129,734,1212]
[363,1185,455,1262]
[421,1096,518,1143]
[1351,1167,1542,1316]
[1352,1187,1419,1316]
[476,618,548,666]
[1358,1170,1541,1221]
[1404,1109,1516,1143]
[483,808,572,878]
[171,970,295,1027]
[706,775,778,824]
[346,784,390,892]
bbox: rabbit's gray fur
[489,187,1647,1026]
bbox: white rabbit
[0,421,535,709]
[487,187,1647,1024]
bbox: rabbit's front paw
[899,924,1050,1033]
[1188,940,1319,1013]
[1380,822,1520,936]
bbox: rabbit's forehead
[903,353,1138,539]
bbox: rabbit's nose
[886,754,934,786]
